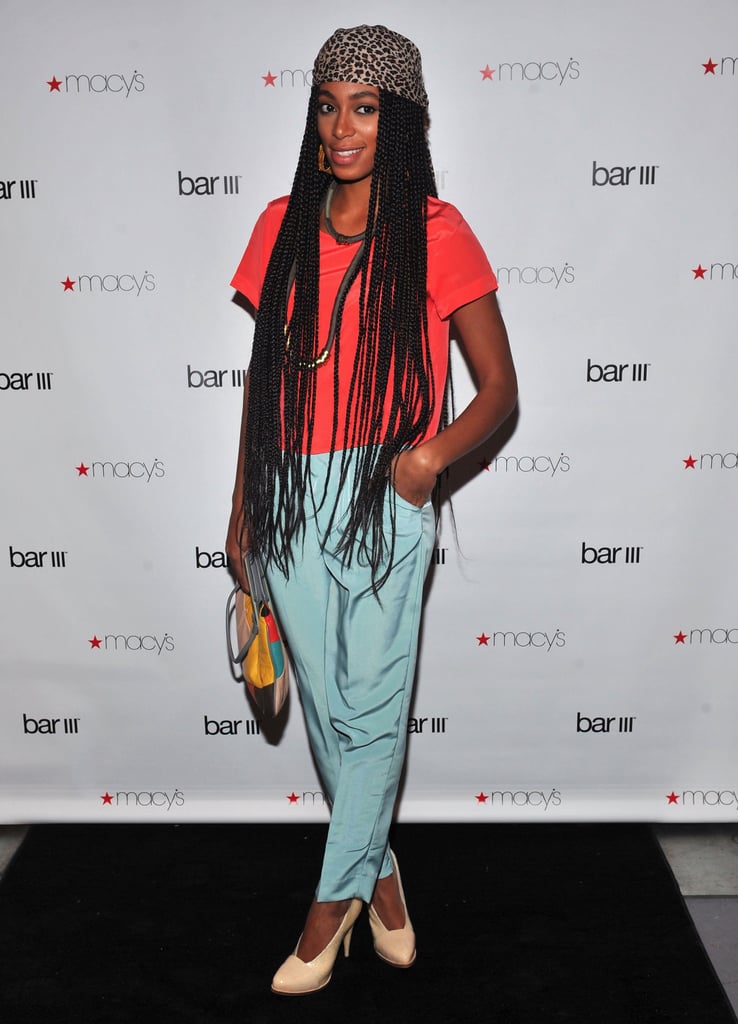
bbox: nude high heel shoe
[271,898,363,995]
[368,851,416,967]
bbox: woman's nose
[333,109,354,138]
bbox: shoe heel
[342,923,355,958]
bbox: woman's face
[317,81,379,182]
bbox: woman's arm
[225,373,251,592]
[392,290,517,506]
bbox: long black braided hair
[243,86,440,592]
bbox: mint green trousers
[266,452,436,902]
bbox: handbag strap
[225,584,260,665]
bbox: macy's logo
[674,628,738,646]
[702,56,737,76]
[683,451,738,470]
[61,272,155,294]
[480,59,579,84]
[480,453,570,476]
[100,789,184,809]
[476,788,562,810]
[476,629,566,650]
[261,68,313,88]
[495,262,574,288]
[692,261,738,281]
[76,460,165,481]
[667,789,738,808]
[47,71,144,96]
[285,790,329,805]
[88,633,174,654]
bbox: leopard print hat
[312,25,428,110]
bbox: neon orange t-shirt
[231,196,497,454]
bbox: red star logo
[47,76,62,92]
[475,792,489,803]
[683,455,696,469]
[480,64,495,81]
[478,458,491,472]
[89,635,102,649]
[262,70,277,87]
[692,264,706,279]
[61,276,76,291]
[100,791,114,805]
[673,631,687,644]
[666,791,680,804]
[476,633,490,646]
[76,463,89,476]
[286,791,299,804]
[702,58,717,75]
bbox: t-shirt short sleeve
[230,197,288,308]
[426,201,498,322]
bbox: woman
[227,24,517,995]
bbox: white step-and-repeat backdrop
[1,0,736,822]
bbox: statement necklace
[284,185,366,369]
[323,180,366,245]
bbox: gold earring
[317,143,332,174]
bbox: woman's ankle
[371,872,405,930]
[296,898,352,960]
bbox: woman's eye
[317,101,377,115]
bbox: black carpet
[0,824,734,1024]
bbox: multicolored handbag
[226,551,289,718]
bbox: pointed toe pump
[271,898,363,995]
[368,852,416,968]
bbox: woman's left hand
[390,448,438,508]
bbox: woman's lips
[329,146,364,164]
